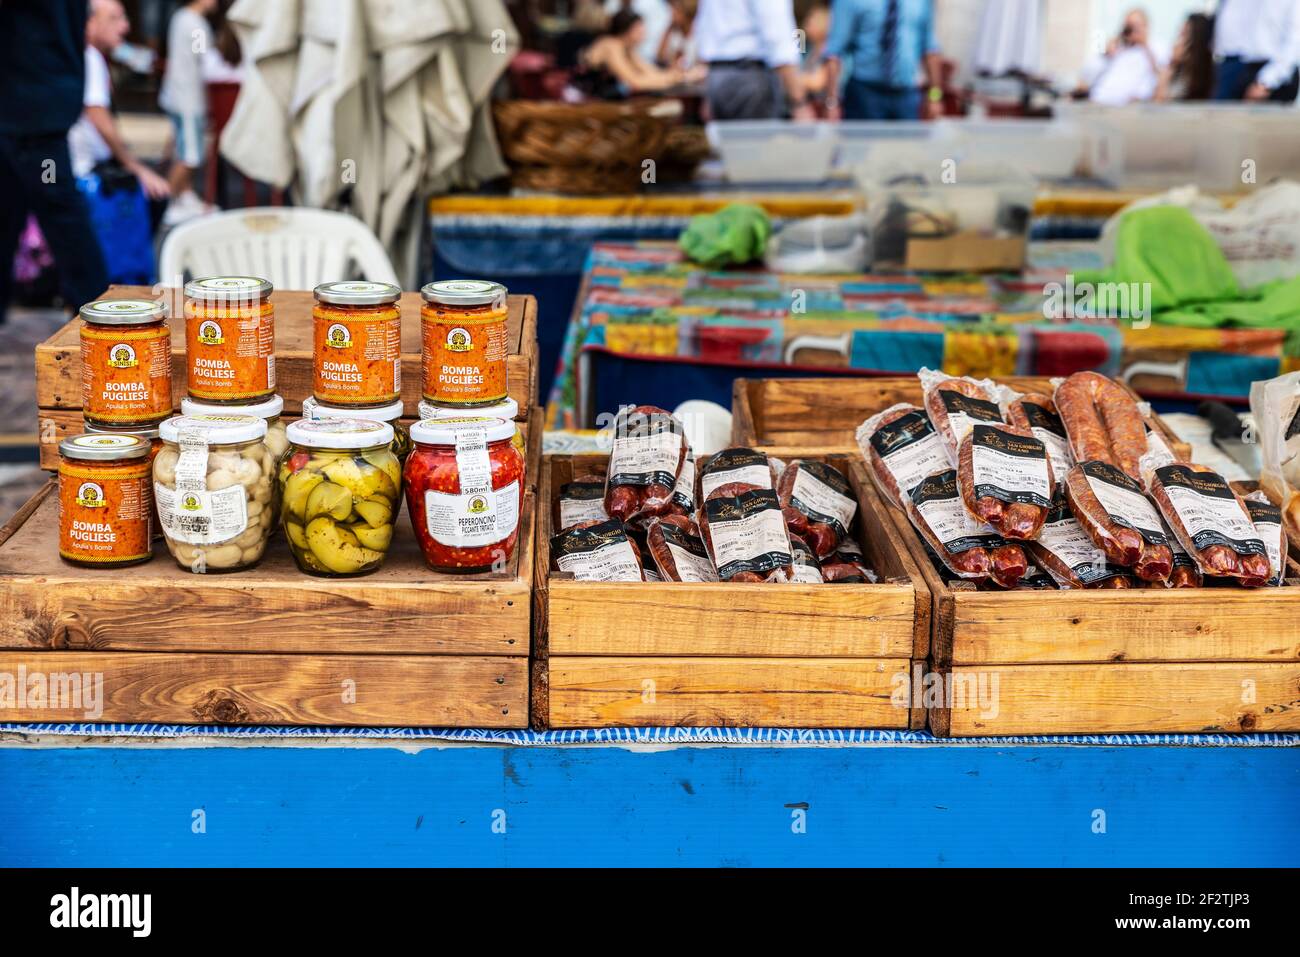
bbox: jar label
[312,305,402,404]
[423,479,520,548]
[185,300,275,400]
[58,464,152,562]
[154,482,248,544]
[421,308,509,404]
[80,324,172,424]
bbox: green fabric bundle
[678,203,772,268]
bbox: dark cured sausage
[604,405,687,524]
[957,424,1055,540]
[697,481,793,583]
[644,514,717,582]
[775,459,857,558]
[1063,462,1172,582]
[859,404,952,508]
[1054,371,1148,482]
[904,469,1027,587]
[923,376,1004,463]
[1146,461,1272,583]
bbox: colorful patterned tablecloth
[546,241,1297,428]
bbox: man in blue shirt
[823,0,943,121]
[0,0,108,322]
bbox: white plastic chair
[158,207,400,289]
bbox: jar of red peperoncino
[403,416,524,572]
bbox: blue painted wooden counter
[2,730,1297,867]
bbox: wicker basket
[493,100,675,195]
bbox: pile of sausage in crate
[551,406,874,584]
[857,369,1287,590]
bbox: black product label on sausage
[940,389,1003,441]
[657,521,717,582]
[868,410,951,497]
[910,469,1004,554]
[1018,566,1059,589]
[835,535,865,564]
[551,520,643,582]
[699,447,772,499]
[627,526,661,582]
[671,453,696,511]
[788,461,858,538]
[607,408,684,490]
[970,425,1052,509]
[1080,460,1168,547]
[1037,490,1126,585]
[1155,464,1266,556]
[788,536,824,584]
[1245,499,1285,585]
[704,487,791,580]
[557,481,609,529]
[1019,401,1074,480]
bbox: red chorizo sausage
[957,423,1055,540]
[1054,371,1148,482]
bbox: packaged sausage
[1015,565,1061,589]
[556,474,611,531]
[1243,492,1287,587]
[1025,488,1133,588]
[1063,461,1172,581]
[1000,388,1075,485]
[957,424,1054,540]
[856,403,952,507]
[775,534,825,584]
[775,459,858,557]
[626,524,662,582]
[668,451,696,517]
[603,405,688,524]
[1053,371,1147,482]
[550,519,645,582]
[698,482,793,583]
[918,368,1004,465]
[904,469,1027,586]
[698,446,776,500]
[820,534,877,583]
[644,514,718,583]
[1141,453,1270,583]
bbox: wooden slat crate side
[0,651,528,727]
[538,453,925,659]
[35,287,537,416]
[546,656,913,729]
[530,446,555,730]
[0,486,537,657]
[732,376,1191,460]
[937,662,1300,737]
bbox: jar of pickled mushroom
[419,280,508,408]
[79,297,172,428]
[154,413,274,573]
[58,433,153,567]
[84,421,164,538]
[418,396,524,453]
[183,276,275,403]
[279,418,400,577]
[181,393,289,526]
[404,416,524,573]
[302,396,411,461]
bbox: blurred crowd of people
[1078,2,1300,106]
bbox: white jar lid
[185,276,273,300]
[410,416,515,445]
[160,413,268,445]
[304,396,404,424]
[287,417,395,449]
[420,279,505,307]
[314,280,401,306]
[79,298,167,325]
[418,397,518,422]
[182,394,284,421]
[59,432,152,461]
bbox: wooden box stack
[2,288,541,728]
[734,377,1300,737]
[533,452,931,730]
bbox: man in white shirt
[68,0,169,197]
[693,0,812,120]
[1214,0,1300,102]
[1078,8,1165,106]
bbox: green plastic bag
[678,203,772,268]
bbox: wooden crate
[0,418,545,728]
[731,376,1191,460]
[34,286,538,469]
[730,377,1300,736]
[533,453,931,730]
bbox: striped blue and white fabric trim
[2,723,1297,748]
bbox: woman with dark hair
[1158,13,1215,101]
[570,9,705,99]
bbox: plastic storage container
[58,433,154,567]
[707,121,837,183]
[835,120,951,173]
[937,118,1084,180]
[279,418,400,577]
[153,413,273,573]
